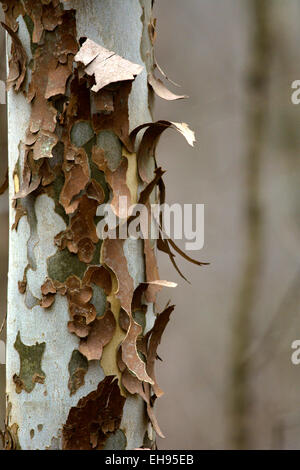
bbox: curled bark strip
[154,59,181,88]
[1,21,27,91]
[0,0,24,32]
[145,280,177,288]
[130,120,195,149]
[157,234,189,283]
[122,320,154,385]
[144,382,165,439]
[122,367,148,403]
[157,175,209,281]
[146,305,174,398]
[129,121,195,183]
[138,166,165,204]
[144,238,161,303]
[158,227,209,283]
[148,72,188,101]
[119,305,175,437]
[125,167,165,232]
[101,238,134,315]
[167,235,210,267]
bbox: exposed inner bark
[1,0,203,450]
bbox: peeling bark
[2,0,203,450]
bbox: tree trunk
[4,0,156,450]
[228,0,271,450]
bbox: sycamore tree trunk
[4,0,158,450]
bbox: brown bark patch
[62,376,126,450]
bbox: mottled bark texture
[1,0,201,450]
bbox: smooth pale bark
[7,0,154,450]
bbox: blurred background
[1,0,300,450]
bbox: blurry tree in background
[154,0,300,450]
[229,0,272,449]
